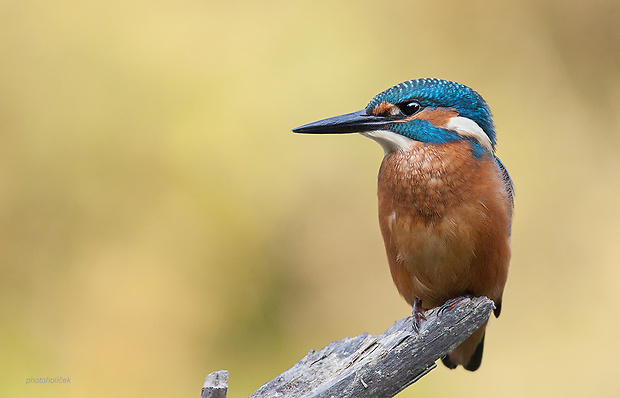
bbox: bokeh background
[2,0,619,397]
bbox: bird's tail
[441,320,487,371]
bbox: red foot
[438,296,470,317]
[412,299,426,333]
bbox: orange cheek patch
[373,101,398,116]
[407,108,458,127]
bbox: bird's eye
[398,101,422,116]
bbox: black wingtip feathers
[463,334,485,371]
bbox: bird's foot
[438,296,471,317]
[411,299,426,334]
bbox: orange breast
[377,141,512,309]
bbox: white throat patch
[446,116,493,152]
[361,130,415,154]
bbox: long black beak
[292,110,391,134]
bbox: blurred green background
[1,0,619,397]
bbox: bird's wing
[494,156,514,228]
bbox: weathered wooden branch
[202,296,494,398]
[201,370,228,398]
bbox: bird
[293,78,513,371]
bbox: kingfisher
[293,78,513,371]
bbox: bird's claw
[411,299,426,334]
[438,296,469,317]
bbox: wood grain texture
[201,370,228,398]
[245,296,494,398]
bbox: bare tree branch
[202,296,494,398]
[201,370,228,398]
